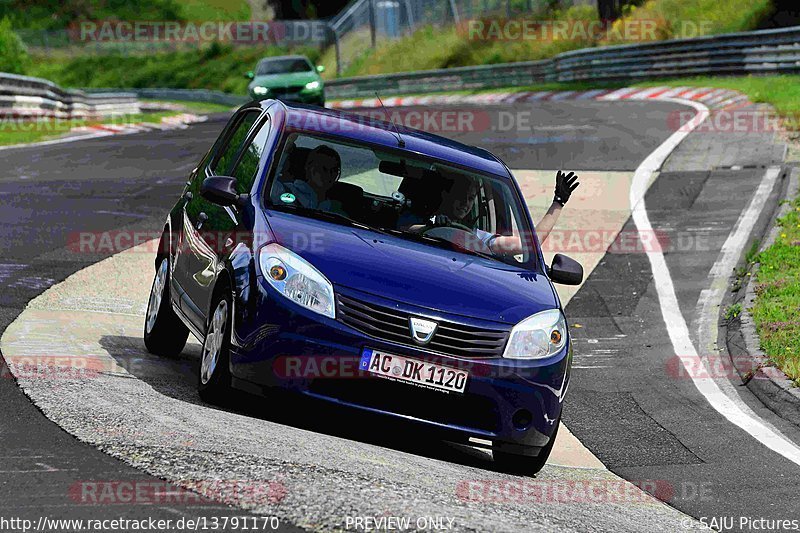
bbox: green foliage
[615,0,772,41]
[0,0,184,31]
[28,44,321,94]
[750,194,800,383]
[724,303,743,320]
[321,0,774,79]
[0,17,29,74]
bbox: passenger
[271,145,342,210]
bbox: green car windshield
[267,133,537,268]
[257,58,314,75]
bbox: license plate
[359,349,468,394]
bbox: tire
[197,288,233,404]
[493,418,560,476]
[144,257,189,357]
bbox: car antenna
[375,92,405,148]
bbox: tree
[269,0,350,20]
[0,17,29,75]
[597,0,621,20]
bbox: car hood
[249,71,320,89]
[265,211,557,325]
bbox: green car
[246,55,326,107]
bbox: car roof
[259,100,511,179]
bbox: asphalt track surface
[0,100,795,530]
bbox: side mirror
[200,176,239,206]
[548,253,583,285]
[316,65,325,73]
[245,70,254,79]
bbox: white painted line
[694,166,793,438]
[631,98,800,466]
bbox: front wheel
[198,291,233,404]
[144,258,189,356]
[493,419,560,476]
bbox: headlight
[259,243,335,319]
[304,81,321,91]
[502,309,567,360]
[252,86,269,95]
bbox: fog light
[512,409,533,430]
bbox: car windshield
[266,133,537,268]
[256,58,313,75]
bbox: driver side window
[211,111,260,176]
[230,117,271,194]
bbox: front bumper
[250,88,324,106]
[230,282,571,453]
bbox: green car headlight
[253,86,269,96]
[304,81,321,91]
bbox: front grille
[274,86,305,96]
[310,377,500,432]
[337,293,510,359]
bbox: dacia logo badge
[409,317,438,345]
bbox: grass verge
[0,111,182,146]
[749,193,800,385]
[28,43,320,95]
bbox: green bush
[0,17,29,74]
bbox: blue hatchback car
[144,99,583,474]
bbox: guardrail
[0,73,140,119]
[83,88,247,107]
[326,25,800,99]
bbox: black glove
[429,214,451,227]
[554,170,580,207]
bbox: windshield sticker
[280,193,296,204]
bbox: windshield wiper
[380,228,497,261]
[276,205,392,235]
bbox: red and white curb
[330,86,752,112]
[0,113,209,152]
[71,113,207,135]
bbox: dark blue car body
[154,99,573,468]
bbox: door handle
[196,212,208,230]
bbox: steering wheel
[420,225,494,256]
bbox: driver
[403,170,580,255]
[271,145,342,210]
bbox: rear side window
[231,117,271,194]
[212,111,260,175]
